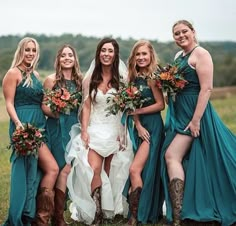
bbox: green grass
[0,92,235,225]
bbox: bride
[65,38,133,225]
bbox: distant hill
[0,34,236,87]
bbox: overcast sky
[1,0,236,42]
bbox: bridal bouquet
[9,123,45,157]
[43,88,82,115]
[105,82,150,116]
[154,64,188,93]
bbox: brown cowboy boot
[169,178,184,226]
[91,186,103,226]
[51,188,68,226]
[32,187,54,226]
[125,187,142,226]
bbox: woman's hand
[15,120,24,130]
[184,120,200,138]
[136,124,150,143]
[81,130,90,148]
[117,135,126,151]
[127,109,137,115]
[53,111,60,119]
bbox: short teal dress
[161,49,236,226]
[4,72,45,226]
[123,77,165,224]
[45,80,79,170]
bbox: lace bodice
[14,74,43,107]
[90,88,119,125]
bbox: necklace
[18,64,33,74]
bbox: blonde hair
[11,37,40,86]
[127,40,159,82]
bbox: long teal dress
[46,80,79,170]
[123,77,165,224]
[4,72,45,226]
[161,49,236,226]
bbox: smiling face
[99,42,115,66]
[59,47,75,69]
[173,23,196,49]
[135,44,151,72]
[22,41,37,67]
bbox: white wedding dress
[65,88,133,225]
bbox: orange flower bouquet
[154,64,188,93]
[43,88,82,115]
[9,123,45,157]
[105,82,150,116]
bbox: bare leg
[104,154,113,177]
[165,134,193,181]
[165,134,193,226]
[125,141,149,226]
[38,143,59,189]
[88,149,103,192]
[33,143,59,225]
[129,141,150,190]
[52,164,71,226]
[55,164,71,192]
[88,149,104,225]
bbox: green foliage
[0,35,236,87]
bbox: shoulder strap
[188,45,199,55]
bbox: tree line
[0,34,236,87]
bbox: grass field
[0,88,236,225]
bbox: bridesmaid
[41,44,83,225]
[162,19,236,226]
[2,37,58,226]
[123,40,165,225]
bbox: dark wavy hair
[89,38,120,101]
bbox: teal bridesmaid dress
[4,72,46,226]
[45,80,79,170]
[161,49,236,226]
[123,77,165,224]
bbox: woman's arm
[184,47,213,137]
[131,80,165,143]
[2,68,23,128]
[41,74,59,118]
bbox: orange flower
[160,72,172,80]
[61,88,71,100]
[125,86,138,97]
[175,80,187,89]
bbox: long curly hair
[127,39,159,83]
[53,44,83,91]
[89,38,120,101]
